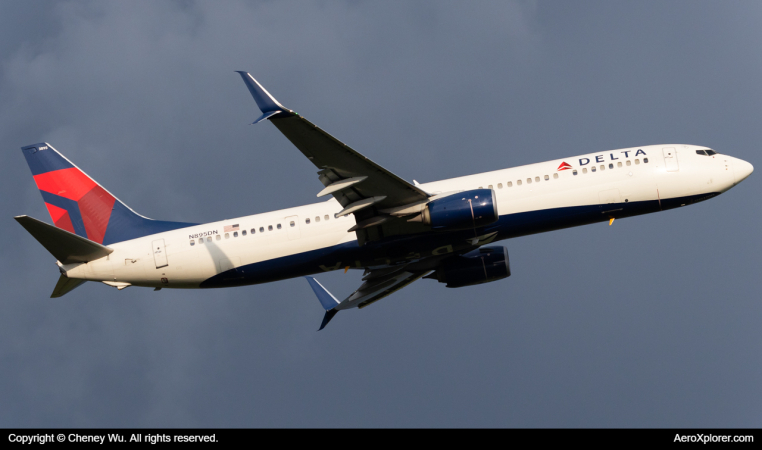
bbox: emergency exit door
[152,239,168,268]
[285,215,301,240]
[663,147,679,172]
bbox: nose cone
[734,158,754,184]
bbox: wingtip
[236,71,286,112]
[305,276,341,311]
[318,309,339,331]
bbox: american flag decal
[224,224,239,232]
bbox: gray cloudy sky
[1,1,760,427]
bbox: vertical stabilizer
[20,143,196,245]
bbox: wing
[306,267,429,330]
[340,267,428,310]
[236,72,431,244]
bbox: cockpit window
[696,150,707,156]
[697,149,717,156]
[706,149,717,156]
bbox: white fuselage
[62,144,749,290]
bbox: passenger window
[233,231,238,237]
[617,162,622,168]
[216,235,221,241]
[290,221,295,227]
[207,236,212,242]
[527,178,532,184]
[535,176,540,182]
[591,166,597,172]
[315,216,320,222]
[635,159,640,164]
[242,230,247,236]
[277,224,282,229]
[190,240,195,246]
[626,160,631,166]
[225,233,230,239]
[199,238,204,245]
[268,225,273,231]
[609,163,614,169]
[600,165,605,171]
[497,183,503,189]
[582,168,588,174]
[517,180,522,185]
[488,185,493,189]
[553,173,558,179]
[478,186,483,189]
[507,181,513,187]
[325,215,329,221]
[573,170,578,175]
[644,158,649,163]
[306,218,310,224]
[259,227,264,233]
[544,175,549,181]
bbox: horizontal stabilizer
[51,274,86,298]
[15,215,113,264]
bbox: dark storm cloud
[1,1,760,427]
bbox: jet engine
[412,189,498,231]
[428,245,510,288]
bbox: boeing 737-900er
[15,72,754,329]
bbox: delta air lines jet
[15,72,754,329]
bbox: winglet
[305,276,340,310]
[319,309,339,331]
[305,276,341,330]
[235,71,292,124]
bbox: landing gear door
[152,239,168,269]
[663,147,679,172]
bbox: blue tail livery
[20,143,195,245]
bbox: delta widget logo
[557,161,573,171]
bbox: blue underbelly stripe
[199,193,717,288]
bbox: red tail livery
[21,143,194,245]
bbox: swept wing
[236,72,431,244]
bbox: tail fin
[21,143,195,245]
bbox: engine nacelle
[419,189,498,231]
[431,245,511,288]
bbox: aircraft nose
[734,158,754,184]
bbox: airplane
[15,71,754,330]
